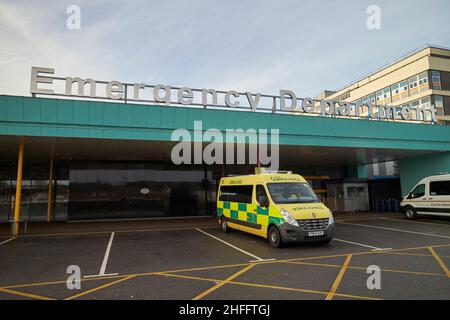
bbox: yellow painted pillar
[13,142,24,236]
[46,145,54,223]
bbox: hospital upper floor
[319,45,450,124]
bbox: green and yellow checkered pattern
[217,201,283,227]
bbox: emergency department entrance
[1,95,450,228]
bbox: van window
[430,181,450,196]
[408,184,425,199]
[219,185,253,203]
[267,182,319,204]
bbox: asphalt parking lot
[0,214,449,300]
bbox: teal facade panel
[56,99,74,123]
[5,95,24,121]
[1,95,450,152]
[399,152,450,196]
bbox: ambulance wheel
[268,226,283,248]
[405,206,417,219]
[220,218,230,233]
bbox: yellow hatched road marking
[156,271,381,300]
[428,247,450,278]
[229,280,382,301]
[284,261,446,277]
[156,273,223,283]
[325,254,352,300]
[0,287,56,300]
[64,275,136,300]
[379,251,440,257]
[192,264,256,300]
[0,274,125,290]
[2,243,450,291]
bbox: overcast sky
[1,0,449,98]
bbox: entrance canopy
[0,135,440,168]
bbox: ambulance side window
[256,185,269,208]
[219,185,253,203]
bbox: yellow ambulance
[217,169,335,247]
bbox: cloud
[0,1,124,95]
[0,0,449,99]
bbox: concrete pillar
[399,152,450,196]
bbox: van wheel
[220,218,229,233]
[268,226,283,248]
[405,206,417,219]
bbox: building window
[431,70,442,90]
[376,90,383,103]
[391,83,400,103]
[342,93,350,101]
[400,80,409,99]
[382,87,391,103]
[403,96,434,121]
[418,72,429,92]
[362,96,369,105]
[337,93,350,102]
[434,95,444,116]
[419,97,430,120]
[420,96,430,109]
[408,75,419,96]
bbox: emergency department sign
[30,66,437,123]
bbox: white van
[400,174,450,219]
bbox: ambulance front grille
[297,218,329,230]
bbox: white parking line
[83,232,118,278]
[333,238,391,251]
[337,222,450,239]
[196,228,273,262]
[100,232,115,276]
[335,217,389,222]
[0,237,16,246]
[382,217,450,227]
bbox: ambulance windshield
[267,182,319,204]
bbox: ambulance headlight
[329,213,334,225]
[280,209,299,227]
